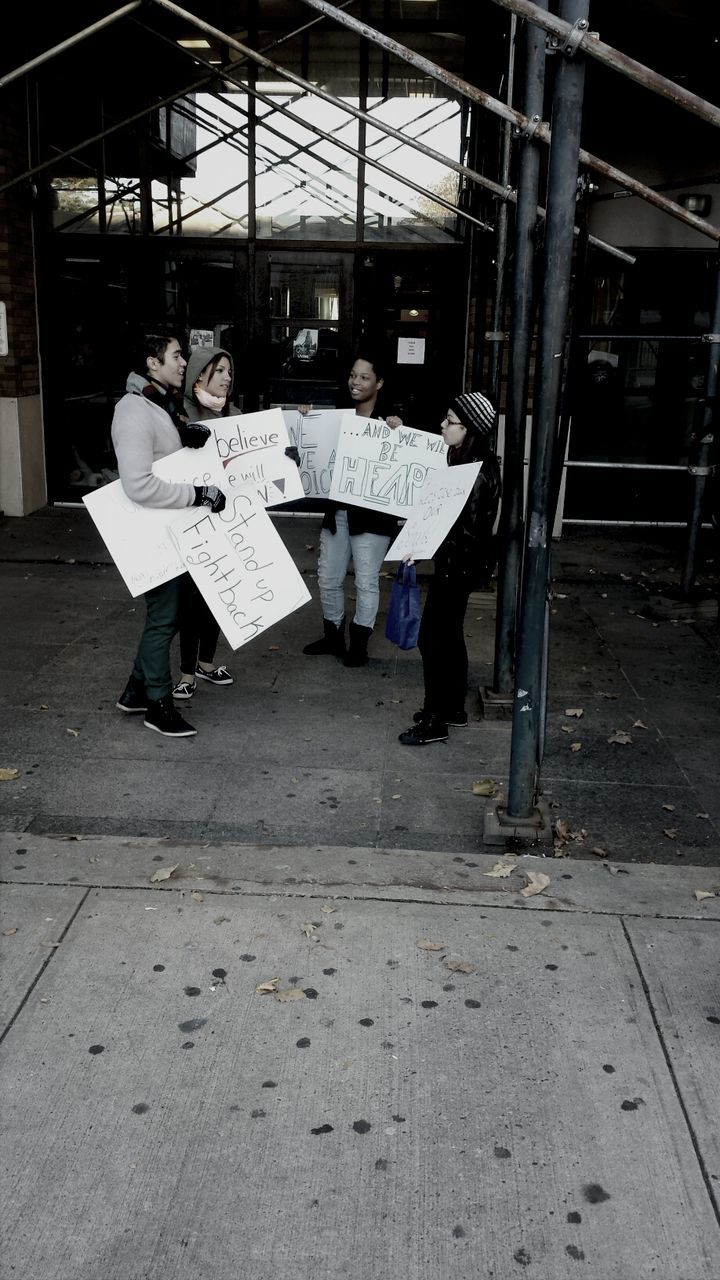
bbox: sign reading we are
[328,413,448,518]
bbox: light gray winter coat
[111,372,196,509]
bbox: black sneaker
[144,695,197,737]
[412,708,467,728]
[195,664,233,686]
[399,716,449,746]
[116,676,147,714]
[172,679,196,700]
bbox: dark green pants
[132,576,183,700]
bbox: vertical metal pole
[491,5,547,697]
[506,0,589,820]
[488,13,517,408]
[356,0,369,243]
[682,251,720,595]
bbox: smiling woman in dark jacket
[399,391,502,746]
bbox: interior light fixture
[679,193,712,217]
[177,38,212,48]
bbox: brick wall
[0,87,40,399]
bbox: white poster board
[385,462,481,561]
[210,408,304,507]
[283,408,343,499]
[168,487,311,650]
[83,481,185,597]
[328,413,448,518]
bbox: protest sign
[152,443,224,489]
[168,485,311,650]
[283,408,342,499]
[328,413,448,518]
[83,481,184,597]
[210,408,304,506]
[385,462,481,561]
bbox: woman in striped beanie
[399,392,502,746]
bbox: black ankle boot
[116,673,147,714]
[303,617,346,657]
[343,622,372,667]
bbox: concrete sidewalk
[1,508,719,1277]
[1,834,719,1279]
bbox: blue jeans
[318,509,391,630]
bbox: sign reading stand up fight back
[168,486,310,649]
[328,413,448,518]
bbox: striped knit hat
[450,391,496,440]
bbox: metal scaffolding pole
[294,0,720,243]
[682,251,720,594]
[488,4,548,708]
[0,3,143,90]
[487,13,517,409]
[500,0,590,833]
[488,0,720,130]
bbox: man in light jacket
[112,332,226,737]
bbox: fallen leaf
[0,768,19,782]
[66,728,80,737]
[591,846,608,857]
[256,978,281,994]
[483,861,516,879]
[391,794,402,800]
[274,987,307,1002]
[694,889,715,902]
[472,778,497,797]
[564,708,584,718]
[39,704,49,711]
[416,939,446,950]
[696,812,710,820]
[570,742,582,752]
[268,645,280,651]
[663,829,679,840]
[521,872,550,898]
[444,959,476,974]
[608,730,633,745]
[149,863,179,883]
[662,804,676,812]
[597,691,619,700]
[2,927,18,935]
[633,720,649,730]
[191,891,204,903]
[320,905,336,914]
[620,573,632,581]
[301,923,318,937]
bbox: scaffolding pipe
[487,0,720,130]
[294,0,720,243]
[0,3,143,90]
[491,3,548,700]
[506,0,589,822]
[488,14,517,407]
[682,253,720,594]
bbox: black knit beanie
[450,391,496,440]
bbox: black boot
[144,694,197,737]
[303,617,346,657]
[116,673,147,714]
[343,621,372,667]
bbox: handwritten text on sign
[168,486,311,650]
[386,462,481,562]
[211,408,304,506]
[329,413,448,518]
[283,409,342,498]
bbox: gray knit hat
[450,391,496,440]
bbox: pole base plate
[478,685,513,720]
[483,797,553,846]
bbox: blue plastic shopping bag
[385,563,421,650]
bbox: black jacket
[433,443,502,588]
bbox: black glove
[193,485,226,513]
[284,445,301,467]
[178,422,211,449]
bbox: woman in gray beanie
[399,392,502,746]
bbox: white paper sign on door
[385,463,481,561]
[328,413,448,518]
[83,481,185,597]
[168,486,311,650]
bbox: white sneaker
[172,679,196,700]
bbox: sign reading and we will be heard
[329,414,448,519]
